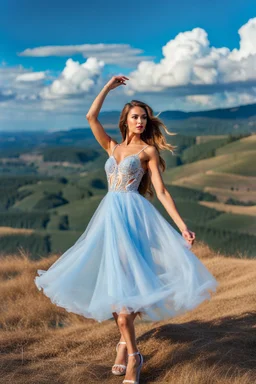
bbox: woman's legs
[113,312,126,342]
[112,312,128,373]
[114,311,141,381]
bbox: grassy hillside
[165,152,256,182]
[171,172,256,194]
[49,195,104,231]
[0,134,255,258]
[199,202,256,216]
[216,134,256,155]
[0,243,255,383]
[160,135,256,257]
[203,187,256,204]
[214,151,255,176]
[164,135,256,206]
[207,213,256,235]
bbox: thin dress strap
[111,144,119,156]
[137,145,149,155]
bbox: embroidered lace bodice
[104,144,149,193]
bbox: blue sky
[0,0,256,131]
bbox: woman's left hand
[182,229,196,245]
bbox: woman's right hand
[105,75,129,91]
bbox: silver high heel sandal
[123,351,143,384]
[112,341,127,376]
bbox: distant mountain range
[0,102,255,152]
[98,102,256,123]
[158,102,256,120]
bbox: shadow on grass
[137,311,256,383]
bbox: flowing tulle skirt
[35,191,218,322]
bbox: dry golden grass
[0,227,35,235]
[0,243,255,383]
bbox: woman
[35,75,218,384]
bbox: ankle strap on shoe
[128,351,140,356]
[116,341,127,353]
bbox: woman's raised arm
[86,75,129,153]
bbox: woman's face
[126,106,147,134]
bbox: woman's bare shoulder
[144,144,158,157]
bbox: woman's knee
[117,314,130,329]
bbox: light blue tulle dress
[35,144,218,322]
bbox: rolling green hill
[49,195,104,231]
[207,213,256,235]
[216,134,256,155]
[164,135,256,207]
[0,133,255,258]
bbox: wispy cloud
[16,72,46,82]
[19,43,155,67]
[0,66,49,105]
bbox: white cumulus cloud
[40,57,104,100]
[229,18,256,60]
[125,18,256,95]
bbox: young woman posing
[35,75,218,384]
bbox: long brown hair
[118,100,176,199]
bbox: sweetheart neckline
[109,154,145,172]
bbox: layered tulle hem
[34,191,219,323]
[35,270,218,323]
